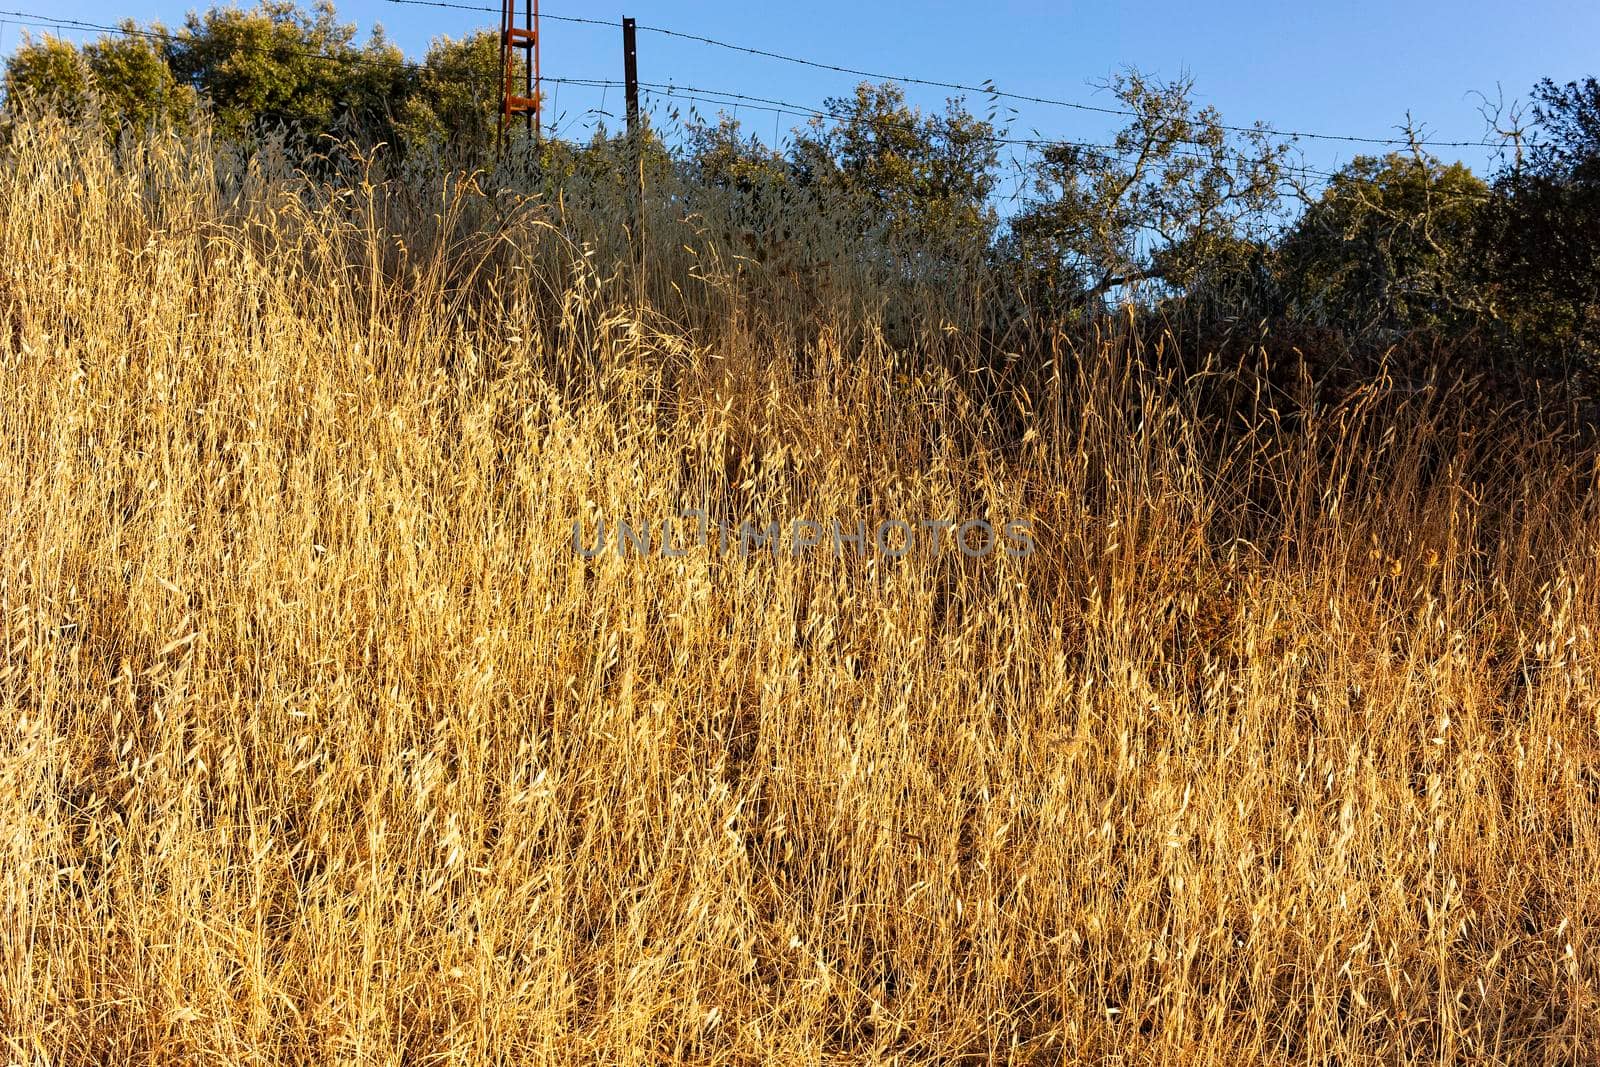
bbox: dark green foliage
[1008,71,1287,311]
[1479,79,1600,367]
[1277,153,1490,336]
[392,30,499,161]
[3,0,1600,376]
[788,82,1000,260]
[3,26,195,133]
[162,1,405,140]
[2,34,88,115]
[686,115,791,198]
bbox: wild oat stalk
[0,118,1596,1065]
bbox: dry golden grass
[1,119,1598,1064]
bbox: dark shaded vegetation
[4,2,1598,406]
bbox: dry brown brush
[0,119,1597,1064]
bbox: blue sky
[4,0,1597,188]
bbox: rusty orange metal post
[498,0,541,151]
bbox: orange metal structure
[498,0,541,148]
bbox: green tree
[1277,151,1490,335]
[84,30,197,130]
[1009,69,1287,310]
[686,114,791,197]
[1481,78,1600,365]
[789,82,1000,260]
[3,34,91,117]
[3,27,194,133]
[393,30,499,160]
[162,1,405,141]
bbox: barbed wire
[636,80,1343,186]
[381,0,1498,152]
[0,5,1358,190]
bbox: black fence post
[623,18,640,139]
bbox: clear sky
[3,0,1597,188]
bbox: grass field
[1,120,1597,1064]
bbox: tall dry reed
[0,118,1597,1064]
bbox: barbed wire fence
[0,1,1513,206]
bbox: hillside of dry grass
[1,121,1598,1064]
